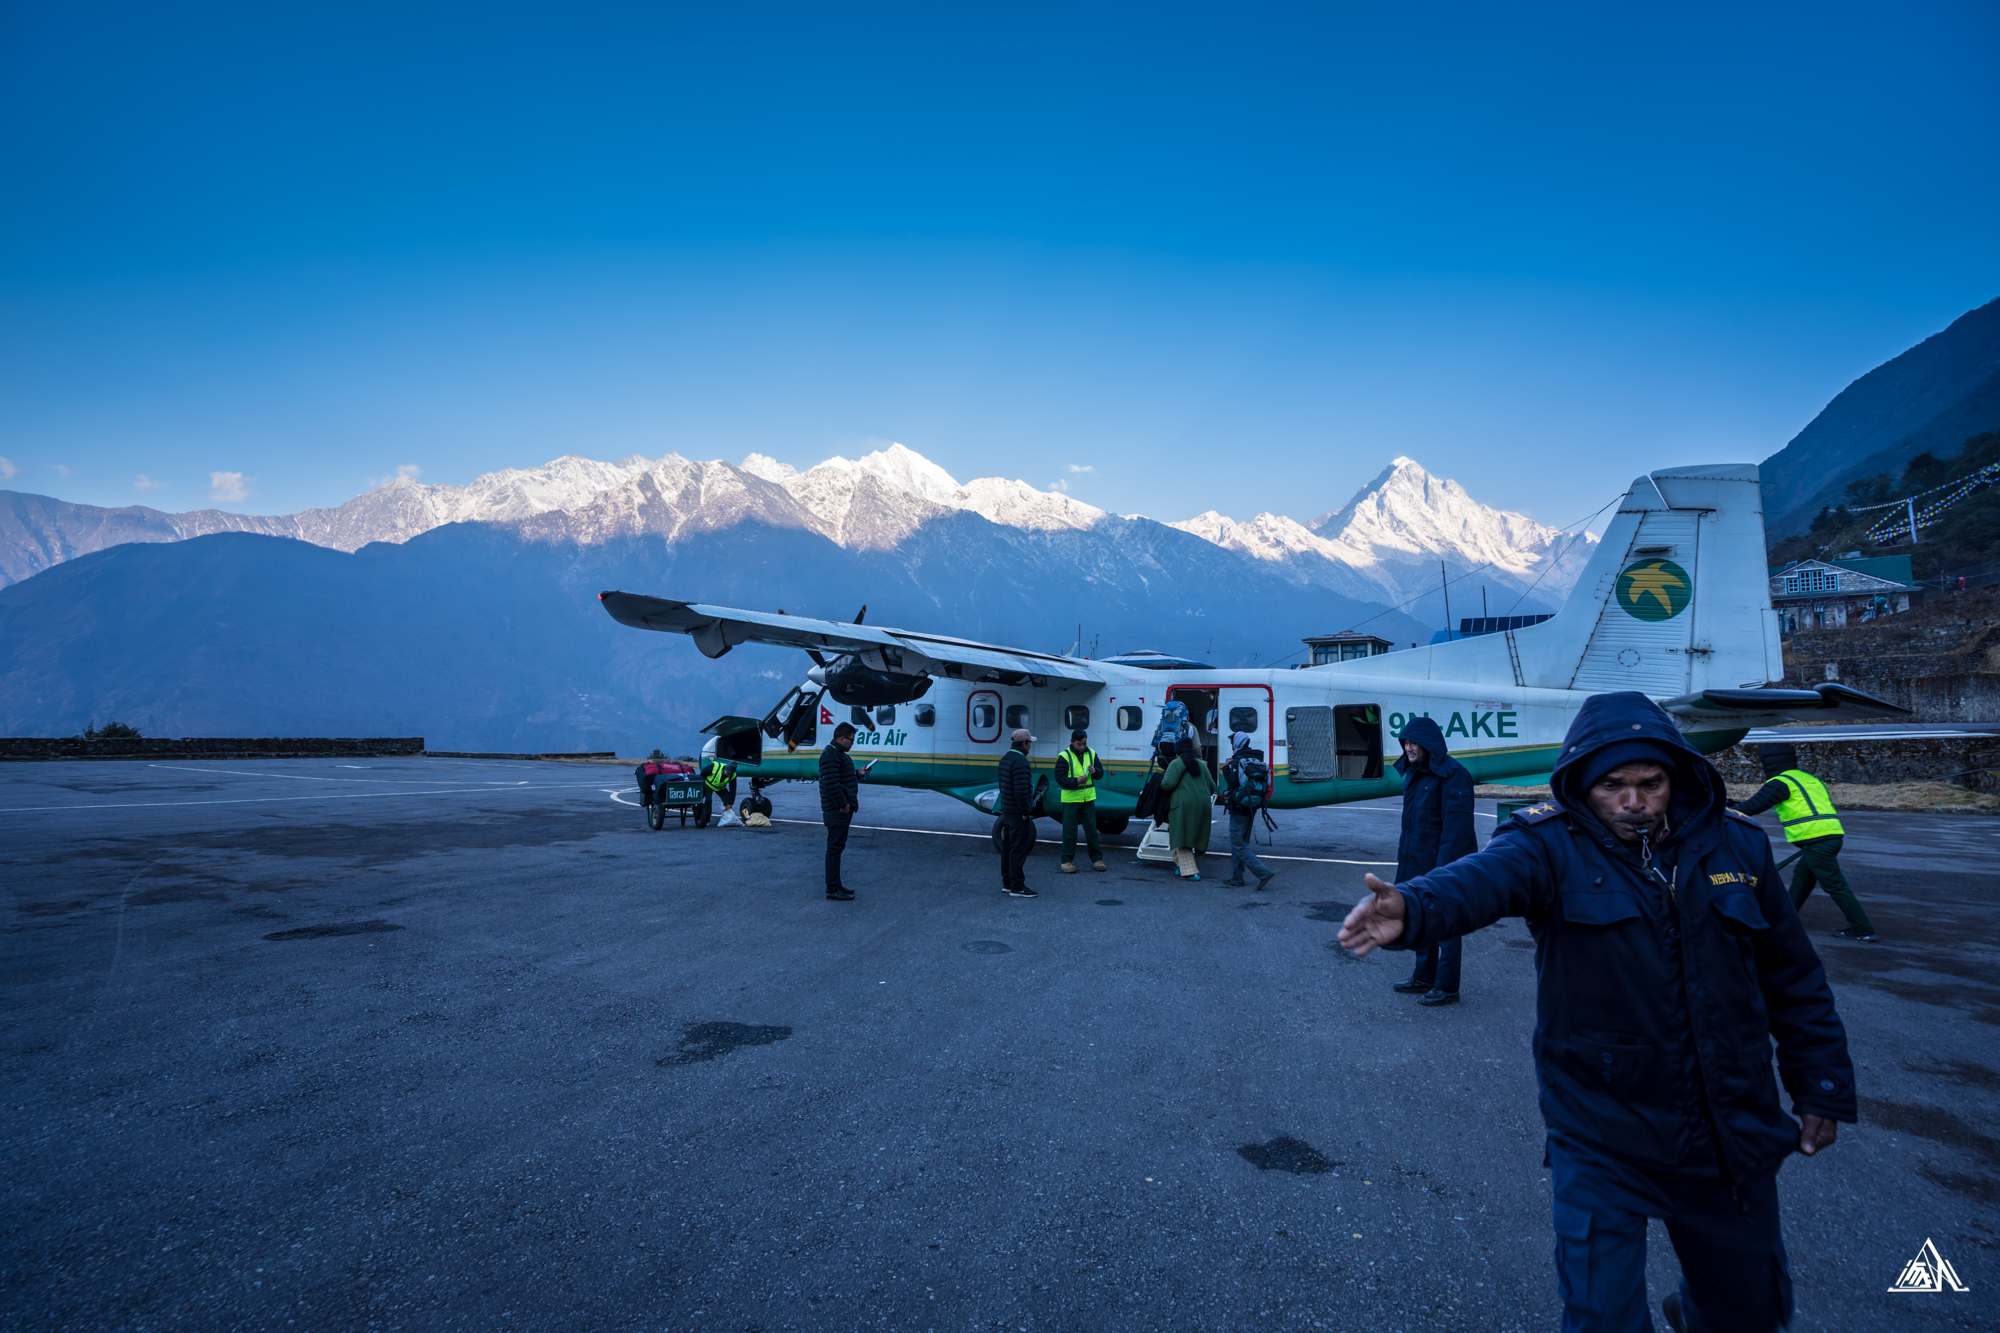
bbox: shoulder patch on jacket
[1508,801,1567,825]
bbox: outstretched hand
[1337,873,1407,955]
[1798,1114,1837,1156]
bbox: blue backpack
[1228,754,1271,811]
[1152,701,1193,746]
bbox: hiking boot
[1419,989,1460,1006]
[1833,926,1880,941]
[825,887,855,901]
[1060,861,1077,874]
[1255,873,1276,891]
[1393,979,1430,994]
[1004,885,1038,898]
[1091,860,1106,872]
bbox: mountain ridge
[1,444,1594,621]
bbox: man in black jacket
[818,723,860,901]
[996,727,1038,898]
[1340,692,1855,1333]
[1388,715,1478,1005]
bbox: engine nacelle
[809,655,933,707]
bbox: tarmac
[2,756,1994,1332]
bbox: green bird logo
[1616,559,1691,622]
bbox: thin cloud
[1066,463,1093,473]
[0,456,16,481]
[134,474,165,490]
[1049,479,1071,494]
[209,471,251,503]
[369,463,423,488]
[49,463,70,477]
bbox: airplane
[597,463,1907,833]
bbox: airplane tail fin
[1345,464,1781,694]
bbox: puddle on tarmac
[1237,1135,1342,1175]
[658,1021,794,1066]
[264,920,405,940]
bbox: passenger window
[967,691,1001,743]
[1064,705,1090,731]
[875,705,896,727]
[1005,704,1031,731]
[1116,706,1143,731]
[1229,706,1259,733]
[913,704,935,727]
[850,705,872,729]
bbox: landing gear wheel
[646,800,666,831]
[1095,814,1129,836]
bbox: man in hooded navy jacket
[1340,692,1856,1333]
[1390,715,1478,1004]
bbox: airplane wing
[1659,683,1911,728]
[598,592,1103,685]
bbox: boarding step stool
[1135,820,1175,864]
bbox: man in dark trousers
[1340,692,1855,1333]
[996,726,1038,898]
[1729,743,1879,941]
[1388,715,1477,1005]
[1055,728,1107,874]
[818,722,860,901]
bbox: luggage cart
[643,772,711,829]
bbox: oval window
[1005,703,1031,731]
[913,704,935,727]
[1064,705,1090,731]
[1116,706,1143,731]
[876,704,896,727]
[967,691,1002,743]
[1228,706,1259,732]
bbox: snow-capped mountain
[2,445,1590,620]
[1171,458,1596,615]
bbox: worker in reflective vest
[1056,729,1107,874]
[702,758,738,820]
[1729,743,1879,941]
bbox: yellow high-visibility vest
[1773,770,1844,843]
[1058,748,1098,804]
[703,762,731,793]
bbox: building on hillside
[1769,555,1924,634]
[1302,631,1399,664]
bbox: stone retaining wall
[1712,735,2000,793]
[0,737,424,761]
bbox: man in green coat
[1160,737,1214,880]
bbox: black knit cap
[1576,738,1683,792]
[1758,743,1798,779]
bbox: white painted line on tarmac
[146,763,561,787]
[767,817,1395,865]
[0,784,613,814]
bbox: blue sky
[2,1,1996,528]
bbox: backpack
[1227,754,1271,812]
[1152,701,1192,746]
